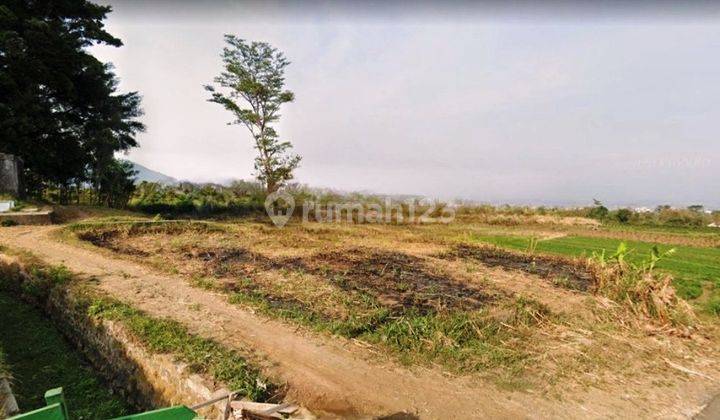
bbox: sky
[92,1,720,208]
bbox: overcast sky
[92,1,720,207]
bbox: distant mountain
[129,162,177,185]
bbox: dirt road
[0,225,716,419]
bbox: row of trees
[588,200,715,226]
[0,0,143,204]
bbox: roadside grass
[52,205,146,223]
[467,233,720,312]
[0,254,278,405]
[0,291,131,418]
[86,297,275,401]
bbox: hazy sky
[92,1,720,207]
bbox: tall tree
[205,35,300,193]
[0,0,143,201]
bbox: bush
[614,208,633,223]
[127,181,266,217]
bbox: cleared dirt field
[2,215,720,418]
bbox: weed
[593,243,695,326]
[0,256,277,403]
[190,275,216,290]
[708,298,720,316]
[526,236,539,254]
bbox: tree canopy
[205,35,300,193]
[0,0,144,202]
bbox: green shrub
[614,208,633,223]
[592,243,695,326]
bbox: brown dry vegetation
[66,219,720,401]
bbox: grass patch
[0,292,131,418]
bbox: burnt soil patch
[446,244,596,291]
[78,231,151,257]
[306,248,492,314]
[186,247,305,277]
[185,246,491,314]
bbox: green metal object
[112,406,201,420]
[9,387,68,420]
[10,388,201,420]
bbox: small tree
[589,199,609,219]
[96,159,137,208]
[205,35,300,193]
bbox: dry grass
[63,218,720,395]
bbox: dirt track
[1,225,718,419]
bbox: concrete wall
[0,211,54,225]
[0,154,23,197]
[0,377,19,417]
